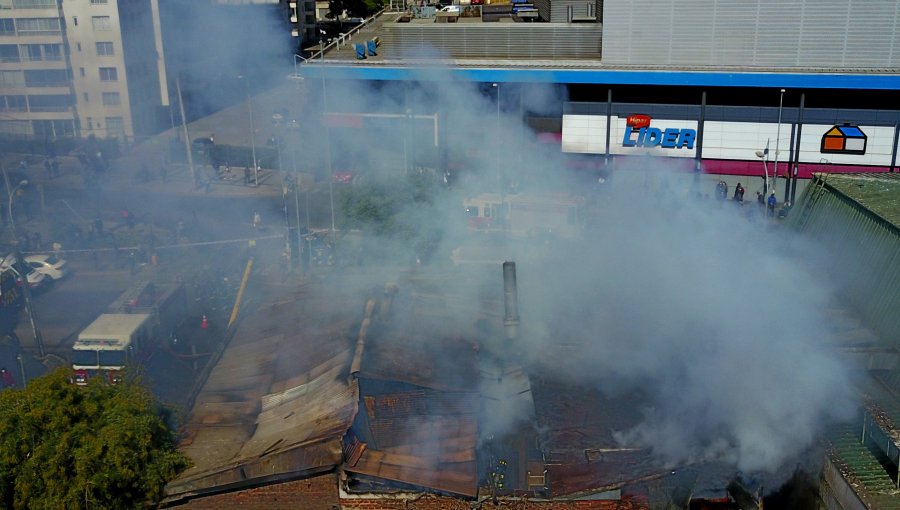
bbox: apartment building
[0,0,168,143]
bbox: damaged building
[163,173,900,509]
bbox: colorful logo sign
[622,114,696,149]
[821,124,867,155]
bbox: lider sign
[622,114,696,149]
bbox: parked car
[0,255,48,291]
[25,254,68,280]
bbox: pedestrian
[31,231,41,251]
[52,241,62,259]
[252,211,261,230]
[201,315,208,330]
[767,191,777,215]
[733,182,745,203]
[121,208,134,229]
[51,158,60,178]
[129,250,136,275]
[0,367,14,389]
[244,166,252,185]
[150,251,158,267]
[93,215,103,236]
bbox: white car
[25,254,68,281]
[0,255,48,291]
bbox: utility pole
[175,77,197,187]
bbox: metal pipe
[502,261,519,340]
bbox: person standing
[244,166,252,185]
[733,183,745,203]
[1,367,14,389]
[767,191,777,216]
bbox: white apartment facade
[0,0,168,143]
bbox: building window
[79,67,84,77]
[24,69,67,87]
[42,43,61,60]
[105,116,124,137]
[83,92,88,102]
[101,91,119,106]
[72,16,77,26]
[23,44,41,61]
[0,120,32,136]
[0,70,25,88]
[0,44,18,63]
[15,17,60,35]
[95,41,113,56]
[27,94,72,112]
[86,116,92,130]
[0,95,26,112]
[91,16,111,30]
[76,42,81,52]
[0,0,11,9]
[0,19,13,35]
[91,0,108,4]
[13,0,57,7]
[99,67,117,82]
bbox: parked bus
[71,313,154,385]
[71,280,187,385]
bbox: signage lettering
[622,114,696,149]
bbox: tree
[0,368,190,509]
[340,172,447,262]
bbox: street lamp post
[7,180,28,232]
[4,256,44,358]
[492,82,502,189]
[773,88,785,200]
[2,163,29,233]
[15,353,25,388]
[320,30,336,233]
[238,75,259,186]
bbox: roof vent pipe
[566,5,573,22]
[503,261,520,340]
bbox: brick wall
[340,494,647,510]
[169,475,648,510]
[169,474,339,510]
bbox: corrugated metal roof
[165,284,360,501]
[344,282,482,497]
[826,423,900,509]
[818,173,900,231]
[532,380,668,496]
[349,412,479,496]
[356,334,480,392]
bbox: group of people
[715,180,785,218]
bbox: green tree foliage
[340,173,445,260]
[0,368,190,509]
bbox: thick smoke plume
[288,67,855,476]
